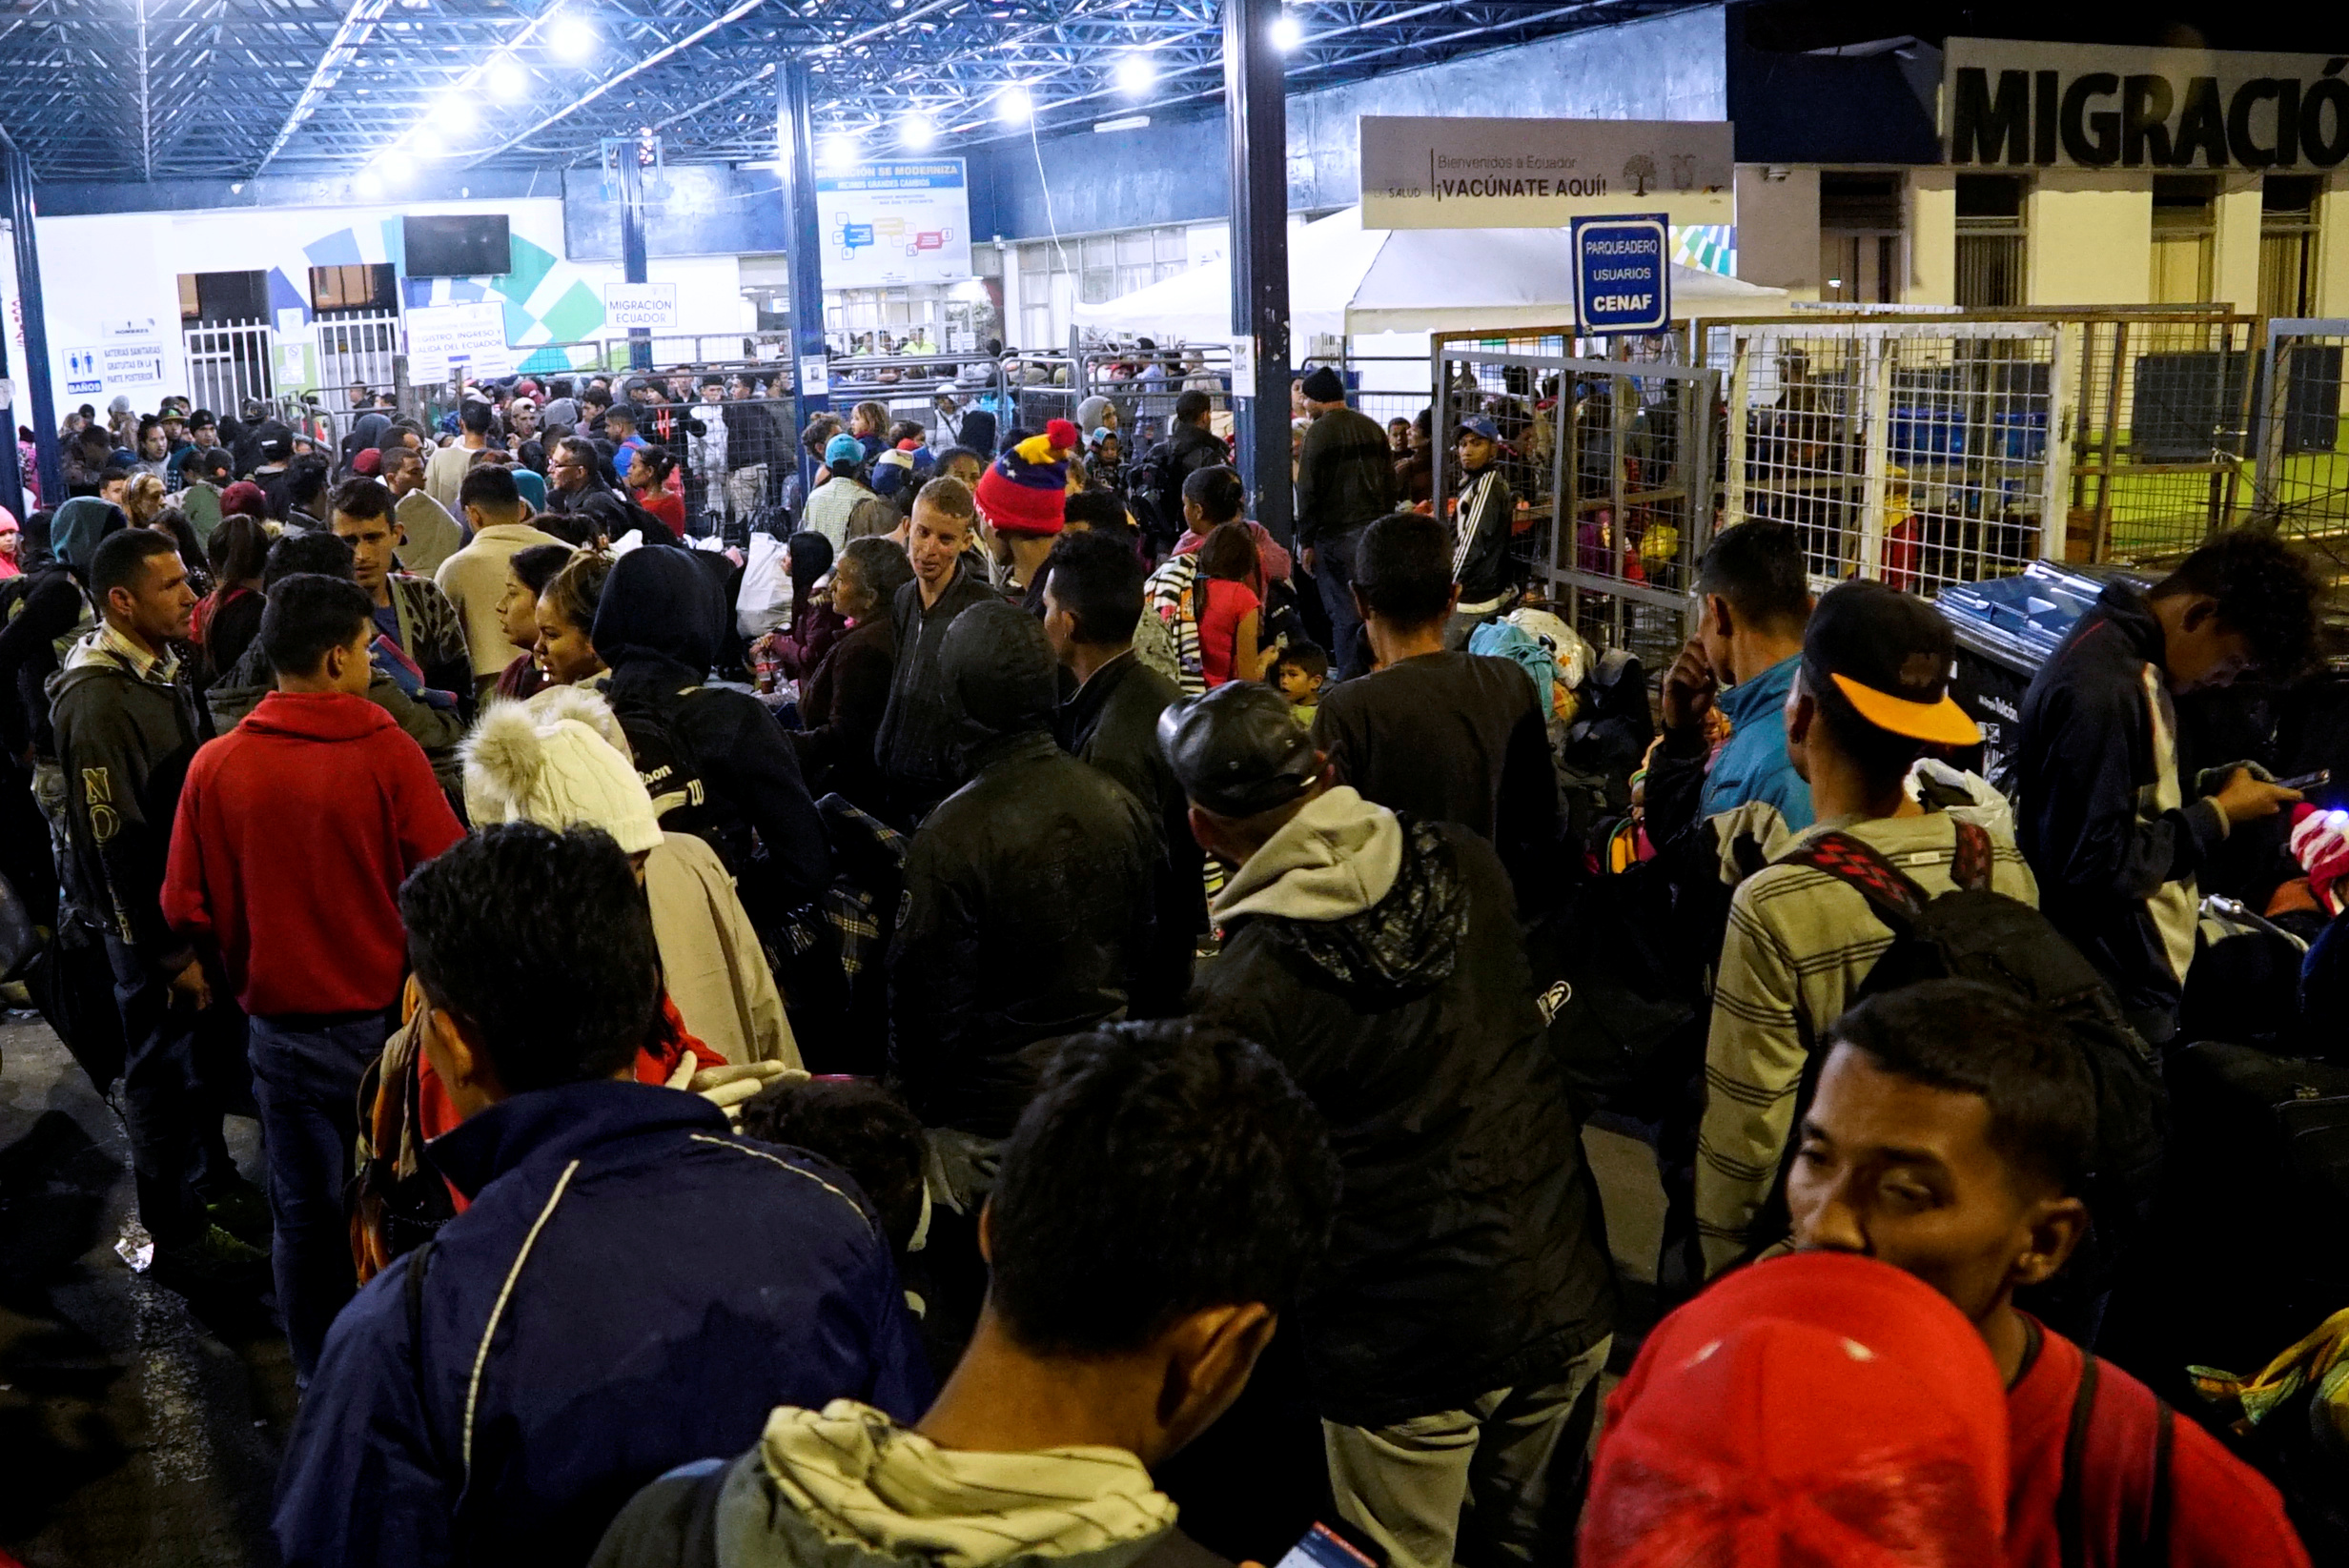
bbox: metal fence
[1694,307,2263,589]
[2254,317,2349,585]
[1435,333,1720,676]
[1701,317,2065,598]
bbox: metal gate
[315,311,402,417]
[183,318,274,416]
[1436,338,1719,673]
[2254,317,2349,588]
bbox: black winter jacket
[1295,406,1399,546]
[889,728,1158,1138]
[1191,810,1617,1425]
[49,644,208,972]
[2017,583,2227,1022]
[1056,649,1201,1016]
[0,565,90,759]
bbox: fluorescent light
[1093,113,1150,133]
[900,113,936,151]
[488,58,528,98]
[1271,13,1302,50]
[551,13,598,60]
[819,132,859,172]
[995,85,1032,124]
[1114,53,1154,94]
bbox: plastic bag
[736,530,791,640]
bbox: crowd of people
[1,362,2344,1568]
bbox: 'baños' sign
[1944,39,2349,170]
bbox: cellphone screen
[1275,1522,1379,1568]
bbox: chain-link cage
[1436,335,1719,679]
[2255,319,2349,589]
[1706,318,2065,599]
[2061,311,2259,564]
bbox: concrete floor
[0,1009,1675,1568]
[0,1014,297,1568]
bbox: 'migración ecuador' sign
[1944,38,2349,170]
[1359,117,1733,228]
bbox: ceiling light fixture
[354,167,384,197]
[995,84,1032,124]
[819,132,860,172]
[1094,114,1150,133]
[551,13,598,60]
[1271,13,1303,50]
[900,113,936,151]
[488,58,528,98]
[440,94,478,133]
[1114,53,1153,94]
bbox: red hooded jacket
[164,690,463,1016]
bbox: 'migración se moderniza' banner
[1944,38,2349,170]
[1359,117,1733,229]
[813,161,973,287]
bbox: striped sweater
[1696,808,2039,1275]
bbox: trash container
[1936,561,2155,802]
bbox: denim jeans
[1313,525,1369,681]
[249,1009,394,1379]
[107,940,220,1252]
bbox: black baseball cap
[1804,579,1980,746]
[1158,684,1322,818]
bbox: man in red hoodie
[163,572,464,1378]
[1787,978,2309,1568]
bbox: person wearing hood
[462,684,796,1070]
[592,1020,1342,1568]
[1166,682,1618,1568]
[887,600,1157,1151]
[1,498,119,833]
[210,532,470,801]
[593,546,833,964]
[436,465,567,692]
[163,573,464,1376]
[52,528,274,1290]
[382,445,468,580]
[273,825,931,1568]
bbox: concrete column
[1731,166,1820,299]
[1224,0,1293,546]
[2318,176,2349,317]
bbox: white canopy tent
[1071,205,1787,339]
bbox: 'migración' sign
[1359,117,1733,228]
[1944,38,2349,170]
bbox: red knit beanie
[975,418,1078,536]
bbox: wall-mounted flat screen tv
[403,215,512,277]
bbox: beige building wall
[1908,167,1956,305]
[2029,173,2151,307]
[1732,166,1821,300]
[2318,180,2349,318]
[2211,173,2264,314]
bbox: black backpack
[1785,820,2170,1298]
[1125,438,1179,543]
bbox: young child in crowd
[1271,639,1328,725]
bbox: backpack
[1783,820,2171,1302]
[1125,438,1179,544]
